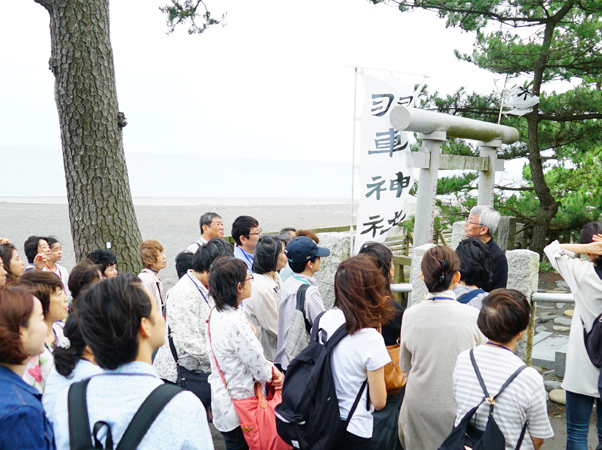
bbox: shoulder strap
[168,324,178,363]
[68,379,95,450]
[295,284,312,334]
[309,311,325,342]
[116,384,182,450]
[344,380,367,427]
[324,323,349,351]
[458,289,486,304]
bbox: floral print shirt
[207,305,274,433]
[153,271,215,382]
[23,322,66,394]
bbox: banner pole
[350,66,358,255]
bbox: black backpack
[438,349,528,450]
[67,378,182,450]
[275,312,367,450]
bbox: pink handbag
[207,313,292,450]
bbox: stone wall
[314,231,352,309]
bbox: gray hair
[469,205,501,236]
[199,212,221,234]
[278,227,296,244]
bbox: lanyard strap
[292,275,310,286]
[187,273,210,307]
[431,296,454,301]
[486,341,514,353]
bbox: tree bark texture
[35,0,142,273]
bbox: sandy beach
[0,197,356,289]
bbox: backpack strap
[68,378,95,450]
[344,380,367,427]
[168,324,178,363]
[295,284,312,334]
[457,289,485,304]
[115,384,183,450]
[470,349,528,412]
[310,311,326,342]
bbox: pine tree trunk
[35,0,142,273]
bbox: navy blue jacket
[0,365,55,449]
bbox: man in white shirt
[232,215,262,274]
[274,236,330,371]
[53,275,213,450]
[185,212,224,254]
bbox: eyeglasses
[244,275,254,282]
[248,228,263,236]
[466,220,483,227]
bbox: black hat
[284,236,330,263]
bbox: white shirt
[185,237,208,254]
[244,272,281,361]
[153,271,214,382]
[274,273,325,370]
[454,345,554,449]
[138,268,164,311]
[319,308,391,438]
[43,359,103,424]
[544,240,602,397]
[207,305,274,433]
[49,263,70,296]
[53,361,213,450]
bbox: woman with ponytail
[397,245,486,450]
[42,311,102,423]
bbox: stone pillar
[414,131,447,248]
[409,243,436,307]
[450,221,466,250]
[314,231,352,310]
[493,216,516,252]
[477,140,501,206]
[506,249,540,363]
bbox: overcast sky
[1,0,503,164]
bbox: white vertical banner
[354,73,415,254]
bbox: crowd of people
[0,206,600,450]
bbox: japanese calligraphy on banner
[354,74,414,254]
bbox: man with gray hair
[464,205,508,291]
[185,212,224,254]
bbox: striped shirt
[453,345,554,450]
[274,273,325,370]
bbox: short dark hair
[175,251,194,279]
[53,311,87,377]
[478,289,530,343]
[17,270,63,316]
[252,236,284,274]
[0,287,35,365]
[68,259,102,303]
[231,216,259,246]
[24,236,49,263]
[200,212,221,234]
[289,257,316,274]
[209,257,248,312]
[358,242,394,296]
[456,237,494,288]
[581,222,602,267]
[77,275,153,370]
[46,237,59,247]
[421,245,461,293]
[87,249,118,274]
[192,238,234,273]
[0,243,19,284]
[278,228,296,244]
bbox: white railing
[531,292,574,303]
[391,283,413,293]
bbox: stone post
[409,243,436,307]
[477,140,501,206]
[493,216,516,252]
[506,249,540,363]
[315,231,352,310]
[450,221,466,250]
[414,131,447,248]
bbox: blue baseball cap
[284,236,330,263]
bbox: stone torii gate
[389,106,519,248]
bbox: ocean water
[1,147,358,200]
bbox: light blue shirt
[53,361,213,450]
[43,359,103,424]
[233,246,254,274]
